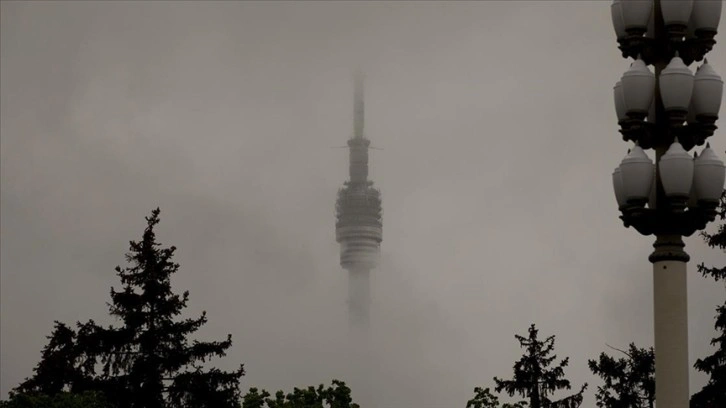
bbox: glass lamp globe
[661,0,694,35]
[692,59,723,122]
[622,58,656,119]
[694,144,726,203]
[622,0,653,36]
[659,139,694,198]
[659,53,694,116]
[620,145,654,205]
[613,165,627,208]
[612,0,628,39]
[614,81,628,122]
[690,0,722,37]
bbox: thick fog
[1,1,725,407]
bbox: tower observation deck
[335,73,382,327]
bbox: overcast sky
[1,1,725,407]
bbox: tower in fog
[335,73,382,328]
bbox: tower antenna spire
[354,71,365,140]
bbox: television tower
[335,73,382,328]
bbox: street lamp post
[610,1,725,407]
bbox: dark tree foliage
[465,387,527,408]
[696,190,726,282]
[13,208,244,408]
[0,391,114,408]
[588,343,655,408]
[691,303,726,408]
[692,189,726,408]
[493,324,587,408]
[12,322,93,396]
[241,380,358,408]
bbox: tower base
[347,267,370,329]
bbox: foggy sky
[1,1,725,407]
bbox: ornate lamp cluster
[611,0,725,241]
[613,0,720,64]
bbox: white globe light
[694,144,726,202]
[612,0,628,39]
[622,58,656,117]
[620,145,654,203]
[690,0,722,34]
[661,0,694,30]
[659,54,694,113]
[659,140,695,197]
[692,59,723,119]
[622,0,653,34]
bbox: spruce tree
[465,387,526,408]
[691,190,726,408]
[588,343,655,408]
[696,190,726,283]
[14,208,245,408]
[13,322,91,396]
[493,324,587,408]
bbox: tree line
[2,194,723,407]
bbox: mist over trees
[3,198,724,407]
[2,209,360,408]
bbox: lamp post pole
[611,1,724,407]
[650,3,689,405]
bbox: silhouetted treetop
[13,208,245,408]
[493,324,587,408]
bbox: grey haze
[1,1,725,407]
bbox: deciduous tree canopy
[242,380,358,408]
